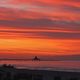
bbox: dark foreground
[0,65,80,80]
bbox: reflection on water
[0,60,80,71]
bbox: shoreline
[0,63,80,73]
[0,66,80,80]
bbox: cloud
[0,0,80,39]
[37,32,80,39]
[0,18,80,30]
[0,0,80,14]
[0,0,80,58]
[61,5,80,13]
[0,28,80,39]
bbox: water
[0,60,80,72]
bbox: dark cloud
[68,0,80,2]
[0,18,53,28]
[0,18,80,30]
[61,5,80,13]
[37,32,80,39]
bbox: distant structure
[1,64,15,69]
[32,56,40,61]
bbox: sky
[0,0,80,59]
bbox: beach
[0,65,80,80]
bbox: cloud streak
[0,18,80,30]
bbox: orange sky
[0,0,80,59]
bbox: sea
[0,60,80,72]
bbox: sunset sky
[0,0,80,59]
